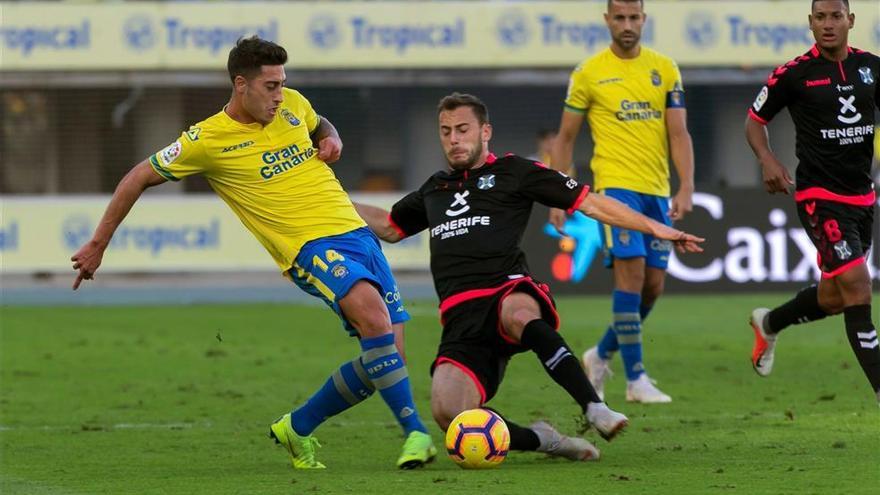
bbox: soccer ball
[445,408,510,469]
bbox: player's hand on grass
[669,187,693,221]
[317,136,343,164]
[549,207,568,236]
[71,240,106,290]
[760,158,793,195]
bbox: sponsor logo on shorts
[833,240,852,260]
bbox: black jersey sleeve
[748,65,793,124]
[514,158,590,213]
[389,189,429,238]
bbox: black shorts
[796,198,874,278]
[430,277,559,404]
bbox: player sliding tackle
[356,93,703,461]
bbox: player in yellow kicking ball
[70,36,435,470]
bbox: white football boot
[530,420,600,461]
[625,374,672,403]
[585,402,628,441]
[750,308,776,377]
[582,346,612,401]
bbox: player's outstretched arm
[578,193,704,253]
[312,116,343,164]
[744,116,793,195]
[70,160,166,290]
[548,110,584,235]
[353,202,403,243]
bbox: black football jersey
[748,45,879,197]
[390,153,588,301]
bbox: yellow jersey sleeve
[564,64,590,114]
[664,60,686,109]
[148,127,209,181]
[286,89,320,134]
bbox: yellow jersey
[149,87,366,272]
[564,47,684,197]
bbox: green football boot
[396,430,437,470]
[269,413,326,469]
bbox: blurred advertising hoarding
[2,191,877,293]
[1,1,878,70]
[0,194,429,273]
[521,189,879,294]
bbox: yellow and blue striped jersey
[565,47,684,197]
[149,87,366,272]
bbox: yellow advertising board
[0,195,429,273]
[1,1,877,70]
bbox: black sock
[766,285,829,334]
[520,319,602,411]
[481,407,539,451]
[843,305,880,393]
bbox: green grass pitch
[1,294,878,494]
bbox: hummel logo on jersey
[445,190,471,217]
[477,175,495,190]
[836,96,862,124]
[858,67,874,85]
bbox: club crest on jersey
[650,69,662,87]
[618,230,631,246]
[280,108,300,126]
[477,175,496,190]
[858,67,874,85]
[332,265,349,278]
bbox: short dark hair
[607,0,644,10]
[227,36,287,83]
[811,0,849,9]
[437,92,489,125]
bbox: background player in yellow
[70,36,436,470]
[549,0,695,403]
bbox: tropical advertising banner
[1,1,878,70]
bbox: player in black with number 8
[744,0,880,404]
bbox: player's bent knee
[431,405,459,432]
[341,281,392,337]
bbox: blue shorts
[288,227,410,336]
[599,188,673,270]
